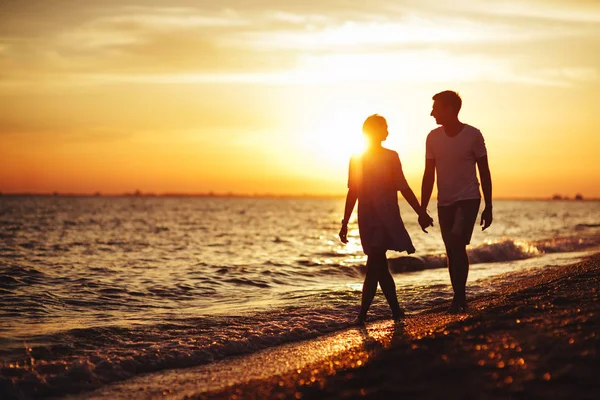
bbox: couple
[339,90,493,323]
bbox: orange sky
[1,0,599,197]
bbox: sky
[1,0,599,197]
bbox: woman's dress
[348,147,416,255]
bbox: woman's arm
[400,186,433,233]
[400,186,425,217]
[393,152,433,232]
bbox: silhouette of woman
[339,114,433,324]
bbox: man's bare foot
[446,301,467,314]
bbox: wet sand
[77,254,600,400]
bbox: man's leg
[443,238,464,312]
[443,240,457,294]
[439,205,461,311]
[444,199,479,312]
[448,242,469,308]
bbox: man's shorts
[438,198,481,246]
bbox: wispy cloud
[225,14,582,51]
[0,0,598,88]
[539,67,598,82]
[472,1,600,23]
[49,50,591,88]
[54,7,248,52]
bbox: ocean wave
[575,223,600,229]
[258,235,600,279]
[535,235,600,253]
[387,235,600,273]
[468,239,541,264]
[0,303,379,399]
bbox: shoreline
[74,253,600,400]
[198,253,600,399]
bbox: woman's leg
[377,254,403,318]
[359,247,403,320]
[358,251,382,319]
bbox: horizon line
[0,192,597,201]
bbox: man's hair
[432,90,462,114]
[362,114,387,137]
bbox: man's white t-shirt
[426,124,487,207]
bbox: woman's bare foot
[392,307,406,321]
[354,311,367,325]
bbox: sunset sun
[304,109,368,167]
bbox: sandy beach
[74,253,600,400]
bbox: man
[420,90,493,313]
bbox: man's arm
[339,188,358,243]
[421,158,435,210]
[419,158,436,232]
[476,155,493,230]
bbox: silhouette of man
[420,91,493,313]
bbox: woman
[339,114,432,324]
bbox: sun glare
[298,108,367,168]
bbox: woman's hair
[362,114,388,142]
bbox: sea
[1,196,599,398]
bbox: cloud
[52,7,250,54]
[52,50,593,88]
[0,0,599,89]
[225,16,565,52]
[539,67,598,82]
[472,1,600,23]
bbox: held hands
[418,212,434,233]
[480,206,493,231]
[339,223,349,244]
